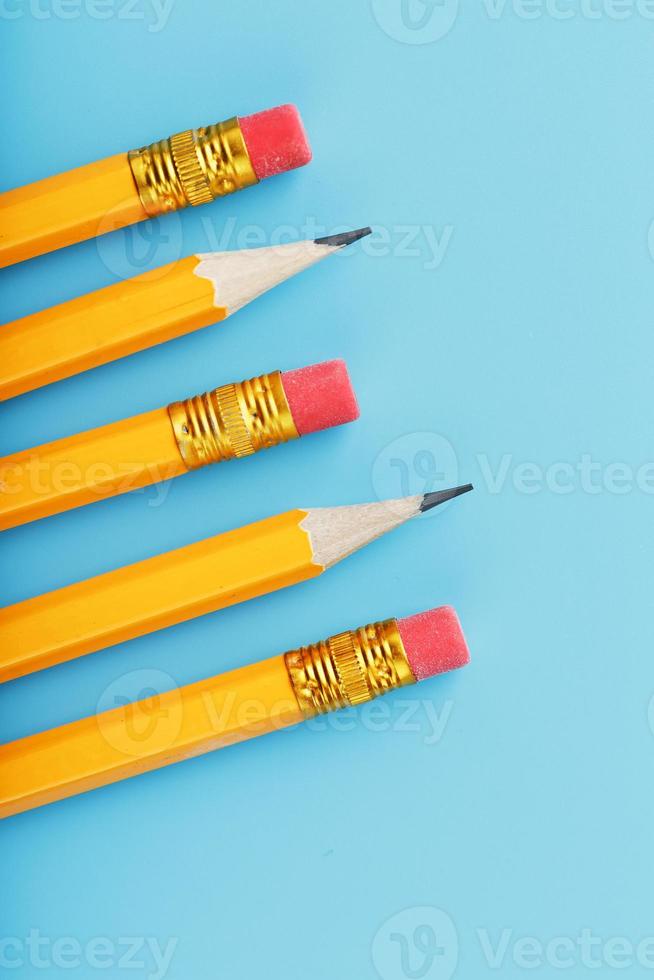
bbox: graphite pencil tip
[420,484,474,514]
[315,228,372,248]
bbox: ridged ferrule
[167,370,299,471]
[128,117,258,217]
[285,619,417,719]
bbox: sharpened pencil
[0,487,473,684]
[0,230,371,400]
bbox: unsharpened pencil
[0,104,312,267]
[0,604,470,818]
[0,359,360,530]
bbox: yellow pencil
[0,231,370,401]
[0,604,471,818]
[0,359,360,530]
[0,104,312,267]
[0,487,473,684]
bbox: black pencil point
[315,227,372,248]
[420,484,474,514]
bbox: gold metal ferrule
[128,117,258,217]
[168,369,299,471]
[285,619,417,719]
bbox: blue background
[1,2,653,978]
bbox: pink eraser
[398,606,470,681]
[281,359,360,437]
[239,104,312,181]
